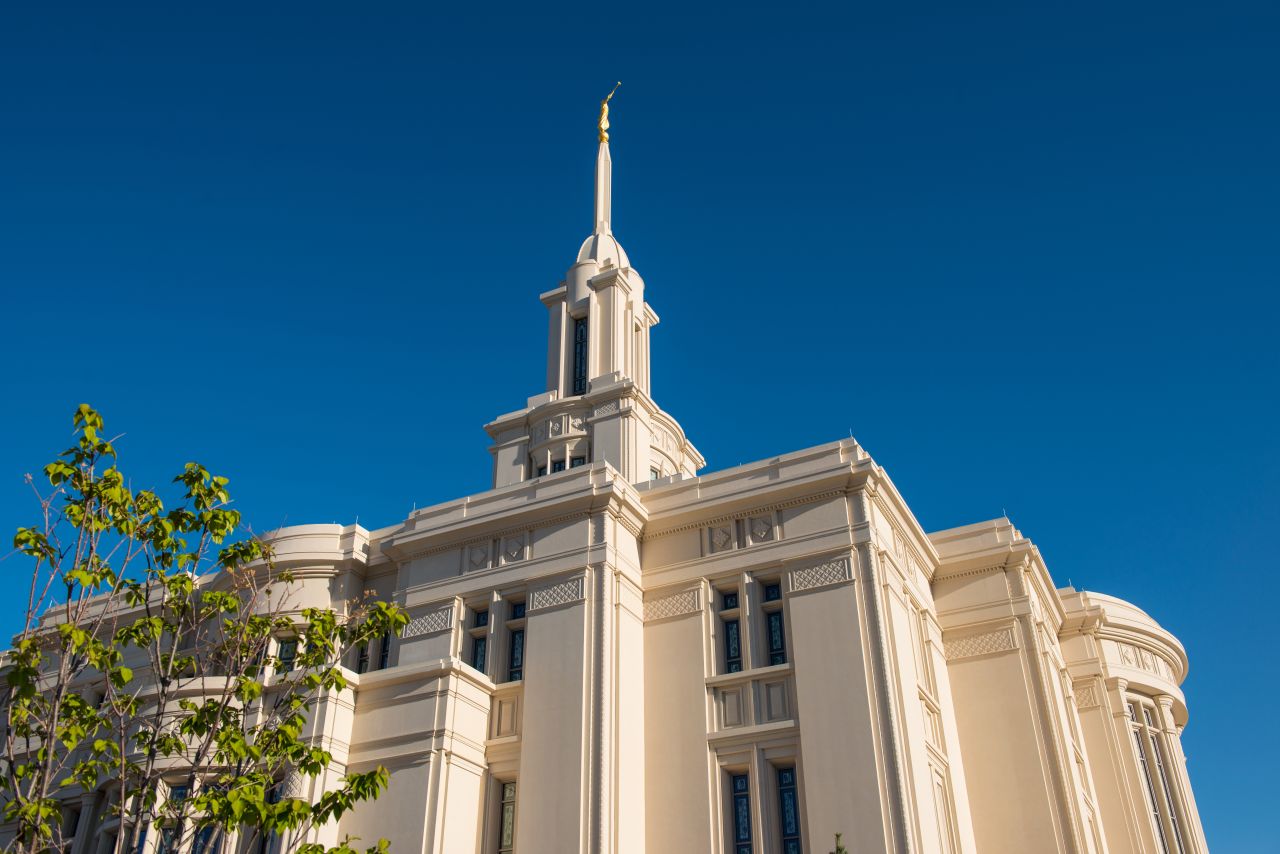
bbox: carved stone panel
[502,534,525,563]
[719,686,745,729]
[643,588,701,622]
[762,679,789,722]
[528,576,586,612]
[467,544,489,571]
[749,516,773,543]
[944,627,1018,661]
[788,557,853,593]
[709,525,734,554]
[403,606,454,639]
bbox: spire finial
[598,82,621,143]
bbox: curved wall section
[1060,589,1207,854]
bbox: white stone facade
[60,132,1208,854]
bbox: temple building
[66,102,1209,854]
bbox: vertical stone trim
[1018,610,1087,854]
[589,564,609,853]
[851,483,914,854]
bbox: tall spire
[594,83,620,235]
[577,84,629,269]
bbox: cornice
[382,466,646,562]
[639,490,845,541]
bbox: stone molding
[528,576,586,612]
[944,627,1018,661]
[403,606,454,638]
[643,588,702,622]
[787,556,853,593]
[640,490,843,540]
[1110,639,1176,681]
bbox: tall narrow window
[572,317,589,395]
[1150,730,1185,854]
[378,633,391,670]
[192,827,221,854]
[720,590,742,673]
[469,610,489,675]
[257,785,281,854]
[1133,704,1186,854]
[730,774,752,854]
[766,611,787,666]
[508,629,525,682]
[776,767,801,854]
[276,639,297,674]
[723,620,742,673]
[497,781,517,854]
[355,643,369,674]
[1130,703,1171,854]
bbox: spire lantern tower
[483,88,703,488]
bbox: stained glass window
[767,611,787,666]
[508,629,524,682]
[724,619,742,673]
[731,774,752,854]
[498,781,517,854]
[471,635,487,673]
[474,610,489,628]
[276,639,296,673]
[378,632,391,670]
[572,318,589,395]
[764,583,782,602]
[777,766,801,854]
[193,827,221,854]
[721,591,739,611]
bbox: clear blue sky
[2,1,1276,849]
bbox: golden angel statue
[599,81,621,142]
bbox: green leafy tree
[3,405,407,854]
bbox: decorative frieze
[704,510,780,556]
[467,544,489,571]
[1111,640,1175,680]
[643,588,701,622]
[528,576,586,612]
[593,400,620,418]
[944,627,1017,661]
[402,606,454,638]
[788,557,853,593]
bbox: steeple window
[572,317,589,395]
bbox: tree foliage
[2,405,407,854]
